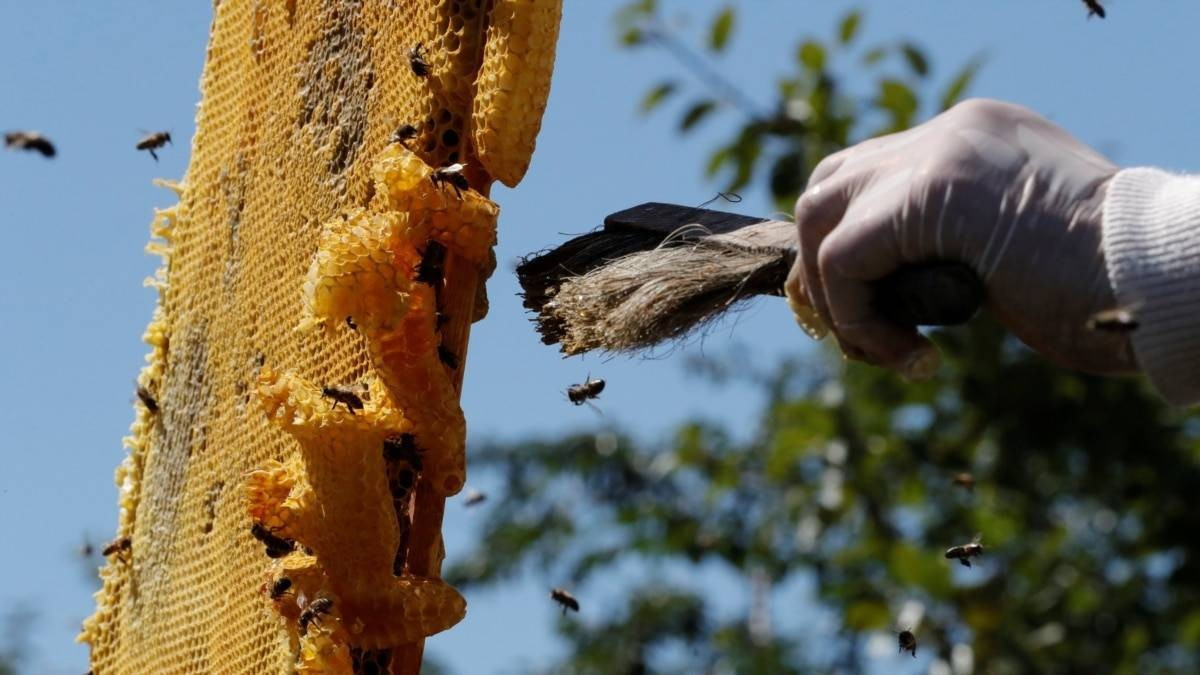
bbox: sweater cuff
[1102,167,1200,406]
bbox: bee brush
[516,202,985,356]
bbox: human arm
[785,98,1200,404]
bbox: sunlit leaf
[619,27,645,46]
[680,100,718,131]
[888,543,952,597]
[639,81,678,114]
[705,144,733,177]
[797,40,826,73]
[709,5,735,52]
[900,42,929,77]
[876,78,918,129]
[844,599,889,630]
[861,46,887,66]
[838,10,862,45]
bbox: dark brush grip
[872,262,984,326]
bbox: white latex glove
[785,98,1136,378]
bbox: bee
[383,433,422,467]
[463,488,487,507]
[1086,307,1138,333]
[430,163,469,199]
[438,345,459,370]
[250,523,295,559]
[1083,0,1106,18]
[408,43,431,77]
[136,131,172,161]
[416,241,446,287]
[102,537,132,558]
[944,534,984,568]
[897,629,917,658]
[550,588,580,615]
[345,316,357,331]
[136,385,159,414]
[269,576,293,600]
[952,472,975,490]
[392,123,419,146]
[299,597,334,635]
[567,375,605,406]
[321,383,368,414]
[78,538,96,558]
[4,131,56,158]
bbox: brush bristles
[541,242,789,355]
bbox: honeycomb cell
[472,0,563,186]
[84,1,560,672]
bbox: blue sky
[1,1,1198,673]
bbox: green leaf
[680,100,718,131]
[705,145,733,177]
[899,42,929,77]
[844,599,889,630]
[876,78,918,130]
[838,10,861,45]
[724,124,764,191]
[939,54,985,110]
[797,40,826,73]
[614,0,657,46]
[709,5,735,52]
[619,27,645,46]
[639,81,678,114]
[888,543,952,596]
[768,150,806,203]
[860,46,887,66]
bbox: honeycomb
[79,1,561,673]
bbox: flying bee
[567,375,605,406]
[4,131,55,158]
[952,472,975,490]
[269,576,293,600]
[550,588,580,615]
[944,534,984,568]
[136,384,159,414]
[463,488,487,507]
[897,629,917,658]
[391,123,419,146]
[1083,0,1106,18]
[1086,307,1138,333]
[102,536,131,558]
[408,43,431,77]
[250,522,295,559]
[136,131,172,161]
[430,163,469,198]
[299,597,334,635]
[321,383,368,414]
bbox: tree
[449,5,1200,674]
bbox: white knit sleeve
[1102,167,1200,405]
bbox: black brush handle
[872,262,984,326]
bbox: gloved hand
[785,98,1137,378]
